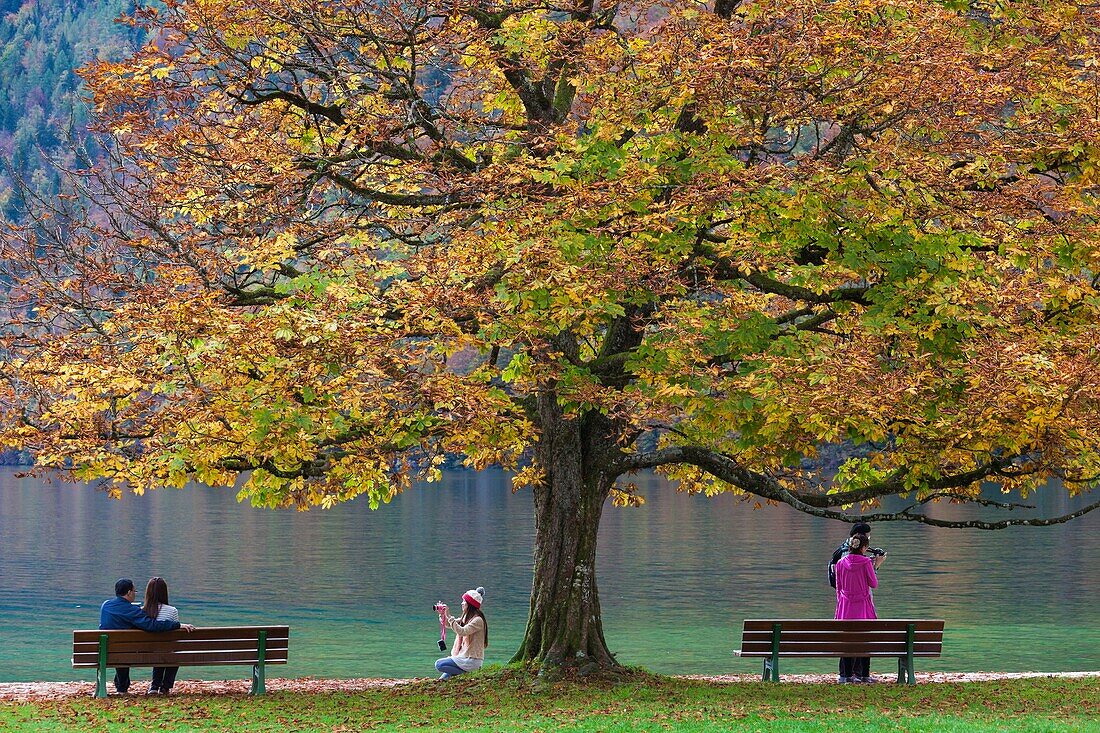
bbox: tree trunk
[511,393,619,673]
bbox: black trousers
[151,667,179,692]
[112,667,130,693]
[839,657,870,679]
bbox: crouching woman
[435,587,488,679]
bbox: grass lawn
[2,673,1097,732]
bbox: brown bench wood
[735,619,944,683]
[73,626,289,698]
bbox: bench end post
[250,630,268,695]
[95,633,108,699]
[768,623,782,682]
[905,623,916,684]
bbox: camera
[868,547,887,557]
[434,601,448,650]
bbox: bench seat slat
[74,639,283,654]
[740,631,942,644]
[73,642,288,664]
[74,649,288,665]
[72,626,289,643]
[742,620,943,633]
[738,641,942,655]
[74,651,289,668]
[737,650,943,658]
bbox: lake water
[0,467,1097,682]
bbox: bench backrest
[738,619,944,658]
[73,626,290,668]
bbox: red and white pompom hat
[462,587,485,609]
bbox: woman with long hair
[834,533,887,683]
[434,587,488,679]
[142,577,191,694]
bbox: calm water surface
[0,468,1096,682]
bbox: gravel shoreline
[1,672,1097,702]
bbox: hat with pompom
[462,587,485,609]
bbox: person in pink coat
[835,532,887,683]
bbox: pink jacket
[834,553,878,620]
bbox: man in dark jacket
[99,578,183,694]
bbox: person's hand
[438,604,448,618]
[180,623,196,632]
[874,555,886,569]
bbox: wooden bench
[73,626,289,698]
[735,619,944,683]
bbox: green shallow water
[0,468,1096,682]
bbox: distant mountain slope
[0,0,141,219]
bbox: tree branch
[610,446,1088,529]
[915,492,1036,510]
[230,88,346,126]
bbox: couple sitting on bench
[99,577,194,695]
[79,580,287,697]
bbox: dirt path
[2,672,1097,702]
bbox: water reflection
[0,468,1095,681]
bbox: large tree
[3,0,1100,672]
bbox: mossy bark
[511,393,619,674]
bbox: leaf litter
[1,672,1096,703]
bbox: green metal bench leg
[767,623,781,682]
[250,630,267,695]
[905,623,916,684]
[95,634,108,699]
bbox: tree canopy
[2,0,1099,669]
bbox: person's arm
[447,616,484,637]
[121,604,181,632]
[866,559,879,589]
[163,605,195,632]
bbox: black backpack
[828,542,849,589]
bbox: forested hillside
[0,0,140,220]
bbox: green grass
[2,673,1098,732]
